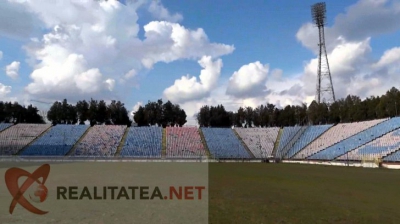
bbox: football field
[1,162,400,223]
[209,163,400,224]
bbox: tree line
[0,102,45,124]
[196,87,400,127]
[47,99,132,126]
[196,103,308,128]
[133,99,187,127]
[2,86,399,127]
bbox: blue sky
[1,0,400,124]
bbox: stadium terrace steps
[20,125,90,156]
[0,124,52,155]
[0,123,13,133]
[276,126,302,158]
[66,126,92,156]
[308,117,400,161]
[333,131,395,161]
[16,124,53,155]
[382,145,400,162]
[281,125,309,159]
[232,129,255,159]
[198,128,211,159]
[289,125,335,159]
[338,127,400,161]
[120,127,162,158]
[272,128,283,157]
[235,127,280,158]
[201,128,251,159]
[165,127,207,158]
[294,118,387,160]
[6,116,400,162]
[162,128,166,158]
[73,125,126,157]
[114,126,129,157]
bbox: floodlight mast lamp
[311,2,336,104]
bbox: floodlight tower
[311,2,336,104]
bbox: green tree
[76,100,89,124]
[133,99,186,127]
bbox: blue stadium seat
[0,123,51,155]
[276,126,301,157]
[21,125,89,156]
[73,125,125,157]
[0,123,12,132]
[201,128,251,159]
[120,127,162,158]
[235,127,279,158]
[286,125,332,158]
[309,117,400,160]
[339,129,400,161]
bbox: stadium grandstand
[0,116,399,166]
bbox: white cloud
[178,84,235,125]
[280,36,400,104]
[163,56,222,103]
[289,0,400,104]
[132,101,143,111]
[373,47,400,68]
[5,0,233,102]
[180,0,400,124]
[333,0,400,40]
[104,78,115,91]
[25,51,111,100]
[226,62,269,98]
[5,61,20,79]
[131,101,143,117]
[301,38,372,99]
[296,0,400,54]
[220,37,382,111]
[296,23,339,54]
[124,69,137,79]
[0,51,3,60]
[0,83,12,97]
[4,0,400,127]
[148,0,183,22]
[140,21,234,68]
[182,38,400,126]
[181,37,387,124]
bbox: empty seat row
[120,127,162,157]
[338,129,400,161]
[166,127,206,158]
[21,125,89,156]
[0,124,51,155]
[309,117,400,160]
[294,119,386,159]
[286,125,332,159]
[201,128,251,159]
[0,123,12,132]
[235,127,279,158]
[73,125,126,157]
[276,126,302,157]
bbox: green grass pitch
[209,163,400,224]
